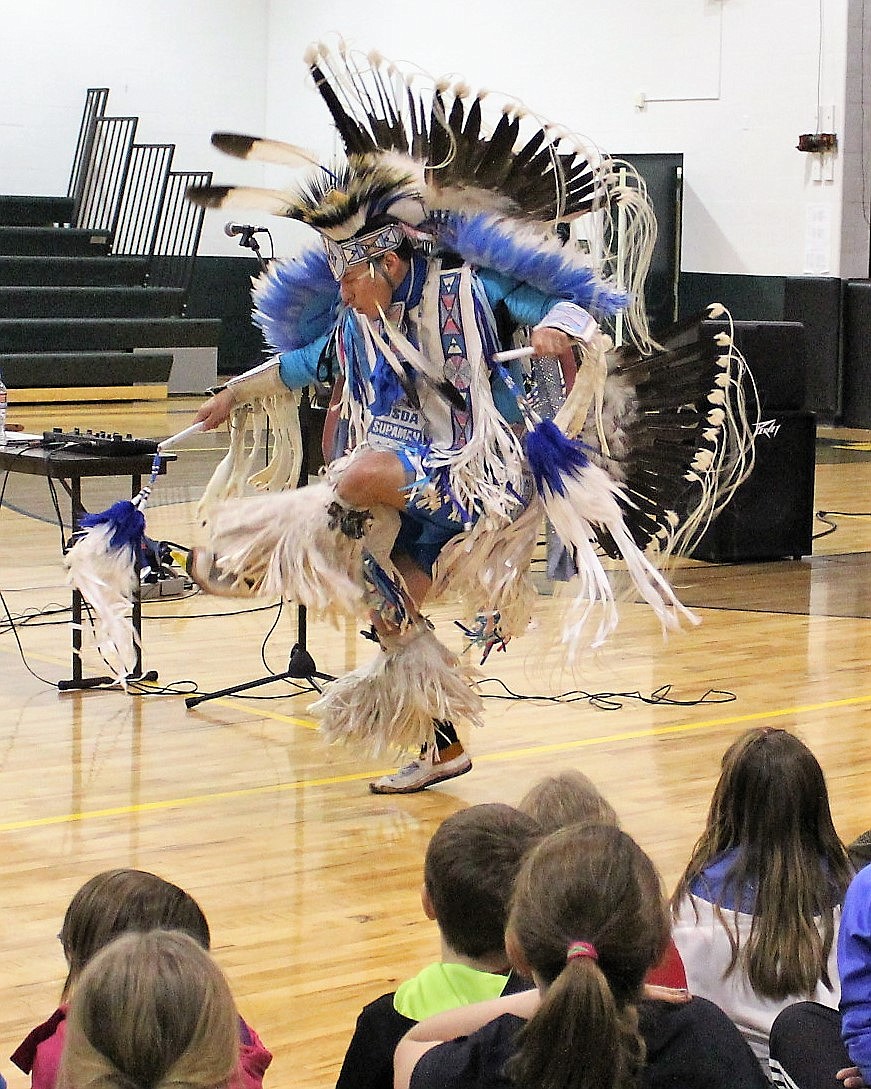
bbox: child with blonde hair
[58,929,238,1089]
[11,869,270,1089]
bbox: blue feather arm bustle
[437,213,628,318]
[253,245,340,353]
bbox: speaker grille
[692,411,816,562]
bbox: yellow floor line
[474,693,871,761]
[197,697,319,730]
[3,692,871,834]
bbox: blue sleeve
[839,866,871,1079]
[277,334,329,390]
[475,268,562,328]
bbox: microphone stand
[186,231,334,710]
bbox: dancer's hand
[837,1067,867,1089]
[531,326,572,357]
[193,388,234,431]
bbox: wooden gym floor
[1,398,870,1088]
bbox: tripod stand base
[184,644,334,709]
[287,642,321,679]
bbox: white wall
[1,0,867,277]
[0,0,269,256]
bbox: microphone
[224,222,268,238]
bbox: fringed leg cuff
[310,625,483,756]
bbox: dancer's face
[339,253,402,318]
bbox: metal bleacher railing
[67,88,210,294]
[67,87,109,222]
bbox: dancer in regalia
[186,41,756,792]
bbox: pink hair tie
[566,940,598,963]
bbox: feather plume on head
[185,40,652,341]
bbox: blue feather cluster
[253,245,339,353]
[439,213,628,318]
[79,500,146,553]
[526,419,591,498]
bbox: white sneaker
[369,744,472,794]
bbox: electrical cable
[814,508,871,541]
[475,676,736,711]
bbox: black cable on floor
[475,676,736,711]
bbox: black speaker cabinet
[843,280,871,428]
[691,411,816,563]
[702,320,807,412]
[784,276,842,422]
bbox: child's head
[518,770,618,834]
[423,803,541,963]
[60,929,238,1089]
[506,824,668,1089]
[704,727,842,857]
[60,869,210,998]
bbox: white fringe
[311,624,483,755]
[553,332,610,448]
[543,461,699,657]
[432,498,543,639]
[247,391,304,491]
[196,404,254,524]
[196,390,303,525]
[204,483,381,623]
[599,158,659,353]
[65,527,139,682]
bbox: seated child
[670,728,853,1068]
[394,824,768,1089]
[518,768,686,990]
[59,928,239,1089]
[517,768,618,830]
[11,868,271,1089]
[335,803,541,1089]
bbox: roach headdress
[187,41,653,343]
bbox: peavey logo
[755,418,782,439]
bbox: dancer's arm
[193,337,329,431]
[394,990,539,1089]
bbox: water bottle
[0,370,7,445]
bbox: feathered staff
[65,422,204,682]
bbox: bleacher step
[0,351,174,388]
[0,317,222,353]
[0,255,149,286]
[0,226,112,257]
[0,286,186,318]
[0,195,75,227]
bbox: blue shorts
[394,498,467,575]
